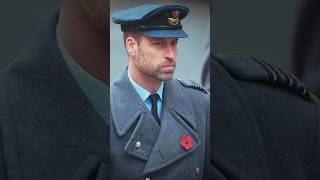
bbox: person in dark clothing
[203,54,320,180]
[0,0,110,179]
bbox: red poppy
[180,135,193,150]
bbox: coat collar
[111,67,196,136]
[111,68,200,174]
[110,68,147,136]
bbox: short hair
[123,31,142,46]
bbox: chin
[159,74,174,81]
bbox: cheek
[148,50,164,63]
[137,49,151,68]
[138,45,163,68]
[139,49,155,64]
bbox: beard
[136,48,175,81]
[80,0,108,33]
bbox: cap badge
[168,10,180,26]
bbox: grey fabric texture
[110,68,209,180]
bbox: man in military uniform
[110,4,210,180]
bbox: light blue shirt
[128,71,163,119]
[56,23,109,122]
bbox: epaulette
[214,55,319,103]
[177,79,209,94]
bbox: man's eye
[154,42,165,46]
[171,41,178,46]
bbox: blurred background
[211,0,320,96]
[0,1,58,69]
[212,0,300,72]
[110,0,210,83]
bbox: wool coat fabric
[110,68,209,180]
[209,55,320,180]
[0,12,109,180]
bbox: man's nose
[165,46,176,60]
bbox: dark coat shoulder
[210,55,320,180]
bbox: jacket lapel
[143,79,200,174]
[111,68,156,136]
[111,69,161,162]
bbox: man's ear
[126,37,138,56]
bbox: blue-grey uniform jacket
[110,69,210,180]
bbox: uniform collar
[111,67,196,136]
[56,22,108,120]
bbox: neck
[59,0,109,85]
[128,64,161,94]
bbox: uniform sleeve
[310,103,320,179]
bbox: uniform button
[145,178,150,180]
[135,141,142,149]
[195,167,200,174]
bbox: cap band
[121,25,183,32]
